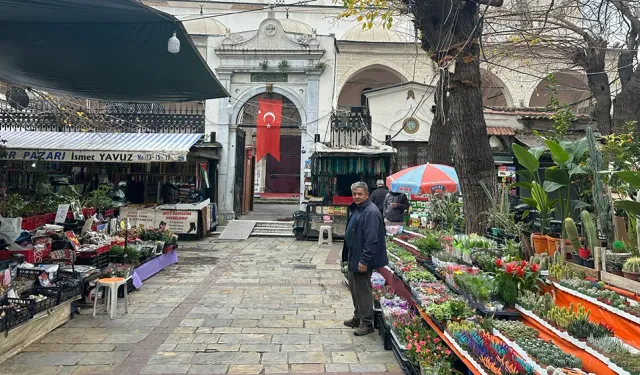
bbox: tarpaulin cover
[0,0,228,102]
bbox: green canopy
[0,0,229,102]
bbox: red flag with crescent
[256,98,282,162]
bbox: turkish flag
[256,98,282,162]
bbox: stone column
[214,72,235,225]
[301,72,321,206]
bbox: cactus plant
[586,126,615,248]
[623,257,640,273]
[581,210,599,252]
[565,217,581,252]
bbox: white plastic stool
[318,225,333,245]
[92,277,129,319]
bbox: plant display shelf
[402,229,426,239]
[516,304,623,375]
[417,308,487,375]
[390,238,425,260]
[491,329,547,375]
[416,259,520,319]
[380,265,486,375]
[547,279,640,350]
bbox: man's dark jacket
[369,187,388,214]
[341,199,389,273]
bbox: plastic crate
[75,252,109,269]
[16,266,57,280]
[0,246,51,263]
[7,295,56,315]
[0,304,33,332]
[21,217,35,231]
[377,314,392,350]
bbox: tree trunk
[587,72,612,135]
[428,74,453,164]
[448,55,496,234]
[613,70,640,131]
[572,39,612,135]
[414,0,496,233]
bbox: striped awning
[2,131,203,163]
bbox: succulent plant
[623,257,640,273]
[493,320,538,340]
[530,253,549,271]
[581,210,599,251]
[565,217,582,253]
[517,337,582,369]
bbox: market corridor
[0,237,398,375]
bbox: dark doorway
[266,135,301,193]
[237,93,302,195]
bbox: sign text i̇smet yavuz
[5,150,187,163]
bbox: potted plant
[607,256,626,276]
[511,144,556,254]
[622,257,640,281]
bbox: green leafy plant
[480,181,529,237]
[454,272,493,304]
[411,234,443,257]
[82,185,114,211]
[511,144,555,235]
[612,240,628,253]
[430,194,463,230]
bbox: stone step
[250,221,294,237]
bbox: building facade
[146,0,613,224]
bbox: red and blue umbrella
[386,163,459,194]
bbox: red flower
[505,263,517,274]
[495,258,503,267]
[517,267,525,277]
[521,260,528,268]
[530,263,540,273]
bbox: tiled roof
[486,126,515,135]
[484,106,591,119]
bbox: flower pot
[579,248,591,259]
[623,271,640,281]
[546,235,560,256]
[583,258,595,269]
[531,233,548,255]
[570,256,584,266]
[610,269,624,277]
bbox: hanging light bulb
[168,32,180,54]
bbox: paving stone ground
[0,237,400,375]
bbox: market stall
[296,143,395,240]
[1,131,216,213]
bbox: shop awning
[0,0,228,102]
[2,131,203,163]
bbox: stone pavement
[0,237,400,375]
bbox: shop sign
[5,149,187,163]
[157,210,198,234]
[120,207,198,234]
[497,165,516,177]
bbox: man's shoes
[343,318,360,328]
[353,325,374,336]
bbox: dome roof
[183,18,227,35]
[280,19,313,34]
[341,24,404,42]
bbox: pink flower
[406,343,412,350]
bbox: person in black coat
[368,179,388,215]
[341,182,388,336]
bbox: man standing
[342,182,388,336]
[368,179,388,215]
[383,190,409,226]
